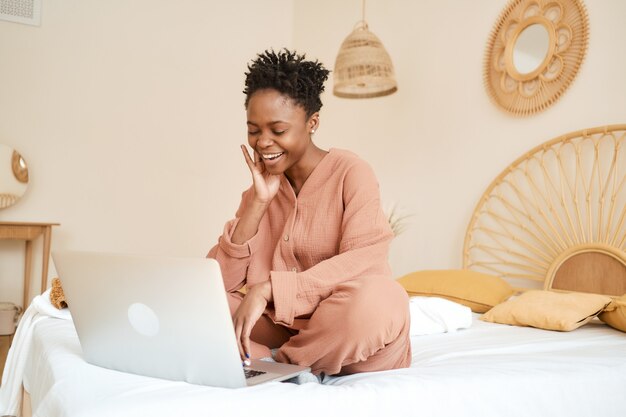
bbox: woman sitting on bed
[208,49,411,378]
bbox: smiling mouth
[261,152,284,161]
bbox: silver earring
[311,129,315,133]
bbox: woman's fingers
[241,145,274,204]
[231,288,269,363]
[235,317,252,362]
[235,326,244,362]
[233,318,246,361]
[241,145,256,171]
[241,322,252,362]
[241,145,267,180]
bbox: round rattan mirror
[484,0,589,116]
[512,23,551,75]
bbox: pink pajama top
[208,148,394,327]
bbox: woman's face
[246,89,318,176]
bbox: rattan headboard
[463,125,626,296]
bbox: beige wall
[0,0,293,306]
[1,0,625,306]
[293,0,626,277]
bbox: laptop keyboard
[244,368,267,379]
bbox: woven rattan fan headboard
[463,125,626,296]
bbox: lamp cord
[362,0,366,22]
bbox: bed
[4,125,626,417]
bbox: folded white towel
[0,289,71,416]
[409,296,472,336]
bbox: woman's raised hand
[241,145,281,205]
[230,146,280,245]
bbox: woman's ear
[308,112,320,134]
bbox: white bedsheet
[0,290,71,416]
[21,314,626,417]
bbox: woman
[208,49,411,378]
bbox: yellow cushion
[599,294,626,332]
[396,269,514,313]
[481,290,612,331]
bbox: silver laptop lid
[52,250,247,388]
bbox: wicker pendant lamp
[333,0,397,98]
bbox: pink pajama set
[208,148,411,376]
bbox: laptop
[51,250,310,388]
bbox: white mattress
[23,314,626,417]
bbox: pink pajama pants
[227,276,412,376]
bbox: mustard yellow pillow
[396,270,514,313]
[481,290,612,331]
[599,294,626,332]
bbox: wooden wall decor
[484,0,589,116]
[464,125,626,295]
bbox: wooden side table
[0,222,59,309]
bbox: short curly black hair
[243,49,330,118]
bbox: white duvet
[14,306,626,417]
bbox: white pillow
[409,296,472,336]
